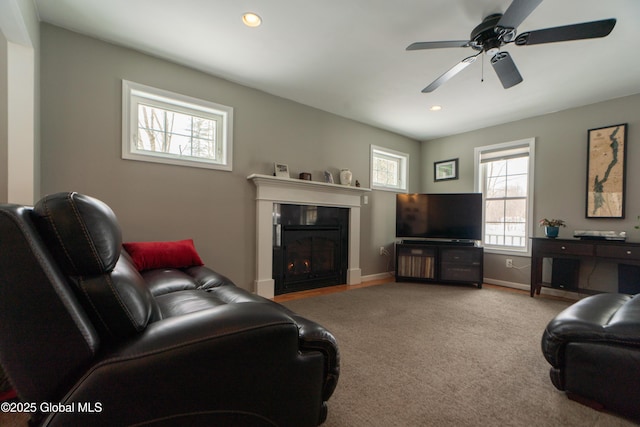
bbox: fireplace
[273,204,349,294]
[248,173,370,298]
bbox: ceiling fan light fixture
[430,105,442,111]
[242,12,262,27]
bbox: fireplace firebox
[273,204,348,295]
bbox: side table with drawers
[530,237,640,297]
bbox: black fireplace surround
[273,204,349,295]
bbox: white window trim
[474,138,535,256]
[122,80,233,171]
[370,145,409,192]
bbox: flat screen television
[396,193,482,241]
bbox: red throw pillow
[123,239,204,271]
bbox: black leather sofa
[0,192,339,426]
[541,292,640,421]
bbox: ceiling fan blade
[497,0,543,29]
[490,52,523,89]
[422,55,479,93]
[407,41,470,51]
[515,18,616,45]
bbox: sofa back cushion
[34,192,121,276]
[0,204,99,404]
[33,192,156,340]
[70,255,160,338]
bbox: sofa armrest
[289,314,340,400]
[541,293,639,367]
[45,303,327,427]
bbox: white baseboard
[347,268,362,285]
[484,278,529,291]
[361,272,395,283]
[359,274,581,300]
[484,278,580,300]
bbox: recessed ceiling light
[430,105,442,111]
[242,12,262,27]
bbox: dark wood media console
[395,241,483,288]
[530,237,640,297]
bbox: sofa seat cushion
[142,269,198,296]
[141,264,238,297]
[205,283,269,304]
[155,290,230,318]
[184,266,237,290]
[154,282,271,319]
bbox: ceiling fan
[407,0,616,92]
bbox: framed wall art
[434,158,459,182]
[586,123,627,218]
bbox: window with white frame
[370,145,408,192]
[122,80,233,170]
[474,138,535,254]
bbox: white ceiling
[34,0,640,141]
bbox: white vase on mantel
[339,168,353,186]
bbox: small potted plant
[539,218,566,238]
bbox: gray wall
[40,24,420,291]
[421,94,640,291]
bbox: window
[474,138,535,254]
[122,80,233,170]
[370,145,409,192]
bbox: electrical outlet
[506,258,513,268]
[380,246,385,256]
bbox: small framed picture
[434,158,458,181]
[324,170,334,184]
[274,162,290,178]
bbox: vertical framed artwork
[434,158,459,181]
[586,123,627,218]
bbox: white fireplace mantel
[248,173,371,298]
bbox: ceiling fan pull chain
[481,54,484,83]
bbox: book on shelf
[398,255,434,278]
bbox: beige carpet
[283,282,637,427]
[2,283,636,426]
